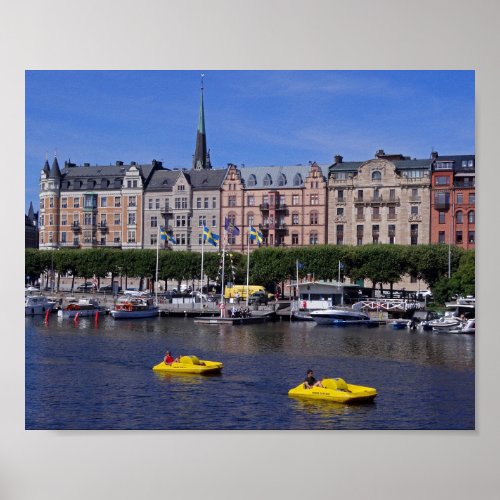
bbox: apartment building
[430,153,475,249]
[327,151,432,246]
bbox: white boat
[110,296,159,319]
[310,307,372,326]
[429,296,475,331]
[25,295,56,316]
[434,318,475,335]
[57,297,106,318]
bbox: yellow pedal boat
[152,355,223,375]
[288,378,377,404]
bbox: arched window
[293,173,303,186]
[247,174,257,187]
[456,210,463,224]
[372,171,382,181]
[310,211,319,225]
[468,210,475,224]
[263,174,272,186]
[278,173,287,186]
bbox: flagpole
[338,260,341,284]
[296,259,299,300]
[246,229,250,307]
[155,225,160,306]
[220,229,226,318]
[200,229,205,311]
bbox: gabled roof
[184,168,227,190]
[144,169,181,191]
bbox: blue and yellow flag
[159,225,167,240]
[249,226,263,246]
[203,226,220,247]
[168,234,177,245]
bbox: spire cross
[201,73,204,91]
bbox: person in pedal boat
[164,350,175,365]
[304,369,324,389]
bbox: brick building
[430,152,475,249]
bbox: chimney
[131,161,136,166]
[83,162,90,167]
[375,149,385,158]
[116,161,124,166]
[334,154,343,164]
[431,151,438,160]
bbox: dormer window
[293,173,303,186]
[247,174,257,187]
[178,184,185,191]
[278,173,287,186]
[372,171,382,181]
[263,174,272,187]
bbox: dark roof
[43,159,50,175]
[184,168,227,190]
[330,157,432,173]
[144,170,181,191]
[49,157,61,179]
[432,154,475,173]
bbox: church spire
[193,74,211,170]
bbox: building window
[247,175,257,187]
[356,225,363,246]
[337,189,344,202]
[61,197,67,208]
[100,214,106,225]
[389,189,396,201]
[435,176,450,185]
[357,189,363,201]
[439,212,446,224]
[388,224,395,244]
[357,206,363,219]
[292,194,299,206]
[196,198,201,209]
[372,171,381,181]
[248,213,254,226]
[292,213,299,225]
[177,184,185,191]
[212,215,217,227]
[468,210,475,224]
[114,197,120,207]
[84,194,97,209]
[468,231,475,243]
[310,212,318,225]
[155,199,160,209]
[292,233,299,245]
[228,196,236,207]
[410,224,418,245]
[61,214,67,226]
[128,196,136,207]
[263,174,272,186]
[388,206,396,219]
[114,213,120,225]
[278,174,286,186]
[49,197,54,208]
[61,232,66,243]
[100,196,107,208]
[411,205,419,216]
[293,173,302,186]
[309,232,318,245]
[438,231,445,243]
[49,213,54,225]
[151,216,157,227]
[372,225,380,244]
[456,193,463,204]
[151,234,157,245]
[198,215,207,227]
[40,199,44,209]
[456,231,463,244]
[128,212,136,225]
[310,194,319,205]
[204,197,209,209]
[73,213,79,224]
[127,230,135,243]
[337,207,344,216]
[248,195,255,206]
[175,198,181,209]
[114,232,120,244]
[74,197,80,208]
[372,206,380,219]
[212,197,217,209]
[456,211,463,224]
[148,198,153,209]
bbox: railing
[354,197,364,204]
[259,203,270,210]
[387,196,400,204]
[409,196,421,202]
[275,203,287,210]
[356,215,365,221]
[371,215,382,221]
[336,198,346,204]
[387,214,397,220]
[454,181,475,188]
[370,196,383,204]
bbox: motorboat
[428,315,464,331]
[25,295,56,316]
[390,319,410,330]
[409,310,440,330]
[152,355,223,375]
[110,296,159,319]
[57,297,106,318]
[310,307,372,326]
[288,377,377,404]
[435,318,475,335]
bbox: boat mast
[155,224,160,306]
[245,229,250,307]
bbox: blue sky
[25,70,475,212]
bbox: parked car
[248,291,269,305]
[76,282,95,292]
[98,284,122,293]
[25,286,40,292]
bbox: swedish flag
[159,225,167,240]
[203,226,220,247]
[168,234,177,245]
[249,226,263,246]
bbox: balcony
[387,214,398,220]
[98,221,108,232]
[161,206,173,215]
[336,197,346,205]
[71,222,81,232]
[454,181,475,188]
[259,203,270,211]
[275,203,287,211]
[259,223,269,232]
[408,214,422,222]
[354,197,365,204]
[370,196,383,205]
[275,223,287,231]
[371,215,382,221]
[355,215,365,221]
[387,196,400,205]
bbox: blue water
[25,315,475,430]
